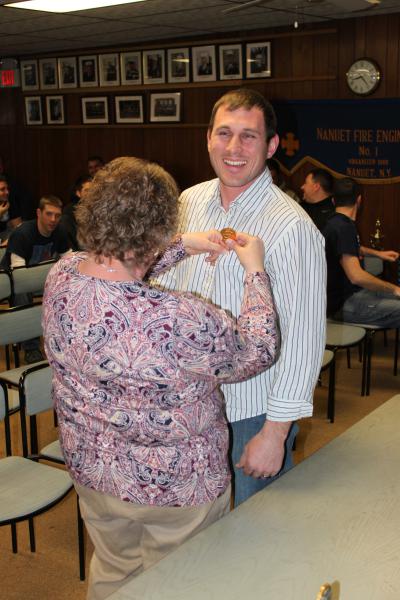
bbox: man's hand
[378,250,399,262]
[236,420,291,479]
[393,286,400,298]
[0,201,10,219]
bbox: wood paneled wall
[0,13,399,275]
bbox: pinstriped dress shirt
[154,169,327,423]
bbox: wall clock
[346,59,380,95]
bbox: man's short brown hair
[208,88,277,142]
[76,156,179,263]
[38,195,63,211]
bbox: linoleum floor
[0,330,398,600]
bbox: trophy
[369,218,384,250]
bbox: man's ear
[207,128,212,152]
[266,134,279,159]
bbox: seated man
[61,175,92,251]
[2,195,71,363]
[323,177,400,327]
[301,167,335,232]
[0,174,22,243]
[3,195,70,268]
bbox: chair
[348,323,398,395]
[0,303,44,371]
[0,363,86,580]
[0,269,11,302]
[0,382,73,563]
[363,256,383,277]
[320,350,336,423]
[10,260,55,302]
[325,322,367,395]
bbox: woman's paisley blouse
[42,241,279,507]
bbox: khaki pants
[75,483,231,600]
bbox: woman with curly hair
[42,156,278,600]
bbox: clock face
[346,59,380,95]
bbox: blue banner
[273,99,400,184]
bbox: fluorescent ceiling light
[5,0,146,13]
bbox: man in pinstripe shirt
[154,89,326,506]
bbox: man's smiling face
[207,105,272,196]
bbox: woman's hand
[226,232,265,273]
[181,231,227,264]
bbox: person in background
[3,195,69,269]
[0,174,22,244]
[300,167,335,232]
[2,195,70,363]
[61,175,92,251]
[42,156,279,600]
[323,176,400,325]
[153,88,326,507]
[267,158,300,202]
[87,155,105,178]
[0,155,33,225]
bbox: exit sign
[0,58,20,88]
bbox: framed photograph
[78,55,98,87]
[25,97,43,125]
[99,53,120,87]
[150,92,181,123]
[39,57,58,90]
[246,42,271,78]
[46,95,65,125]
[58,57,77,89]
[219,44,243,80]
[167,48,190,83]
[20,59,39,91]
[120,51,142,85]
[81,97,108,124]
[192,45,216,82]
[143,49,165,85]
[115,95,143,123]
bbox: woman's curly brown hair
[76,156,179,263]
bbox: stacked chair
[0,261,86,580]
[0,382,73,557]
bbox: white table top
[109,395,400,600]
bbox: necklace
[98,262,118,273]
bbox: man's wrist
[260,420,291,440]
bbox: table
[109,395,400,600]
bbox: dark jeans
[335,289,400,328]
[230,414,299,507]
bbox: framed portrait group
[20,41,271,92]
[24,95,64,125]
[81,93,182,124]
[24,92,182,126]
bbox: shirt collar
[206,169,272,213]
